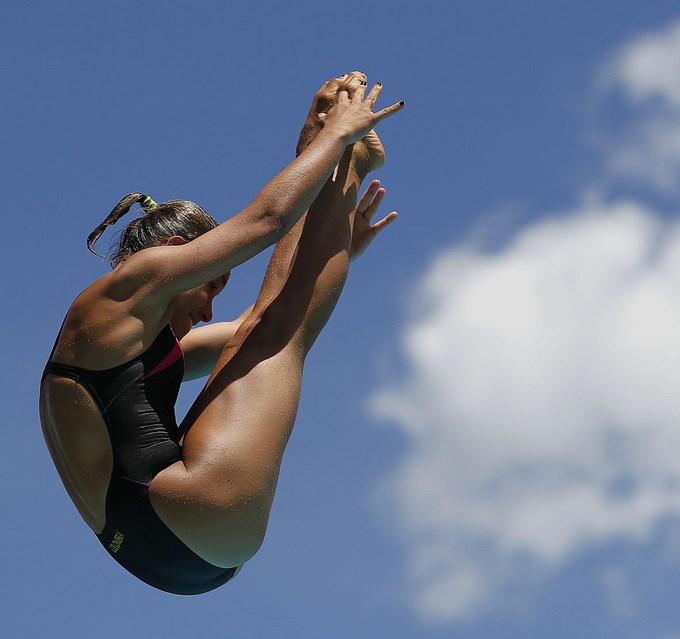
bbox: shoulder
[53,268,172,369]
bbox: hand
[296,72,367,156]
[321,82,404,147]
[297,73,399,177]
[349,180,398,261]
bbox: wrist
[317,120,353,146]
[296,123,317,157]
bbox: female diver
[39,73,403,594]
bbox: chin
[170,318,192,340]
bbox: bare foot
[295,74,346,156]
[352,121,386,177]
[296,72,385,177]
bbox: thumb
[372,211,398,234]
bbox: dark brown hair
[87,193,218,267]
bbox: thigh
[149,321,306,567]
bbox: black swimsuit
[42,325,238,594]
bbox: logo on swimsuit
[109,531,125,554]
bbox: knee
[221,525,267,567]
[207,498,271,567]
[152,468,273,568]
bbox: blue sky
[5,1,680,637]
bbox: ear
[165,236,187,246]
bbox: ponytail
[87,193,218,268]
[87,192,158,258]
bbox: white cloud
[370,17,680,624]
[606,113,680,192]
[603,20,680,107]
[599,19,680,191]
[370,201,680,621]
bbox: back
[39,323,185,534]
[40,376,113,533]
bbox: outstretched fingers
[365,82,383,107]
[354,79,368,102]
[340,71,368,98]
[358,180,397,230]
[373,99,405,124]
[370,209,399,237]
[357,179,384,221]
[349,180,399,260]
[320,76,405,144]
[359,81,404,131]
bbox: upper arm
[180,310,252,381]
[123,206,283,304]
[120,127,349,302]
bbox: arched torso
[39,269,173,534]
[40,375,113,532]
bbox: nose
[200,298,213,323]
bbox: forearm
[123,80,398,307]
[131,127,351,301]
[250,127,349,235]
[180,306,255,380]
[249,147,362,313]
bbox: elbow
[257,203,295,241]
[245,187,301,245]
[262,206,288,237]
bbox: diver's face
[170,272,230,338]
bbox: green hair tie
[141,195,158,209]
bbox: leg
[250,71,370,313]
[149,146,363,568]
[176,71,370,379]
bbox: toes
[316,77,341,97]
